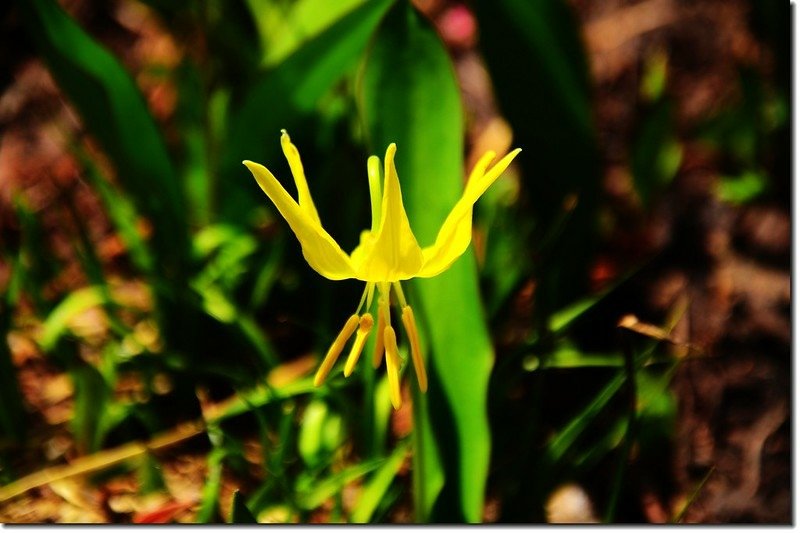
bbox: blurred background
[0,0,790,524]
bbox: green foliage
[6,0,784,525]
[218,0,394,222]
[475,0,600,315]
[18,0,190,285]
[362,1,491,522]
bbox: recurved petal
[352,144,423,282]
[244,160,356,280]
[281,130,322,226]
[417,148,521,278]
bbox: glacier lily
[244,131,520,409]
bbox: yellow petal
[281,130,321,226]
[417,148,521,278]
[352,144,423,282]
[244,160,356,280]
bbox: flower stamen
[401,305,427,392]
[384,326,403,409]
[314,314,359,386]
[344,313,374,377]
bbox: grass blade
[351,440,409,523]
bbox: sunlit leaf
[40,287,109,352]
[362,1,491,522]
[219,0,395,222]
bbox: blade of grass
[39,286,109,352]
[76,149,154,275]
[672,467,715,523]
[197,445,226,523]
[295,459,384,511]
[350,440,409,523]
[603,329,639,523]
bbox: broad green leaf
[18,0,190,284]
[247,0,367,67]
[361,2,491,522]
[351,440,410,523]
[475,0,600,313]
[219,0,395,222]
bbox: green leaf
[40,286,109,352]
[298,400,344,468]
[219,0,395,222]
[77,152,154,275]
[545,372,625,465]
[716,170,768,205]
[71,363,112,453]
[361,2,490,522]
[137,453,166,494]
[536,345,624,369]
[249,0,368,67]
[296,459,383,511]
[475,0,600,313]
[18,0,190,283]
[197,445,226,523]
[351,440,409,523]
[230,490,258,524]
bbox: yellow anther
[383,326,402,410]
[401,306,427,392]
[344,313,374,377]
[314,314,359,387]
[372,298,388,368]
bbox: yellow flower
[244,131,520,409]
